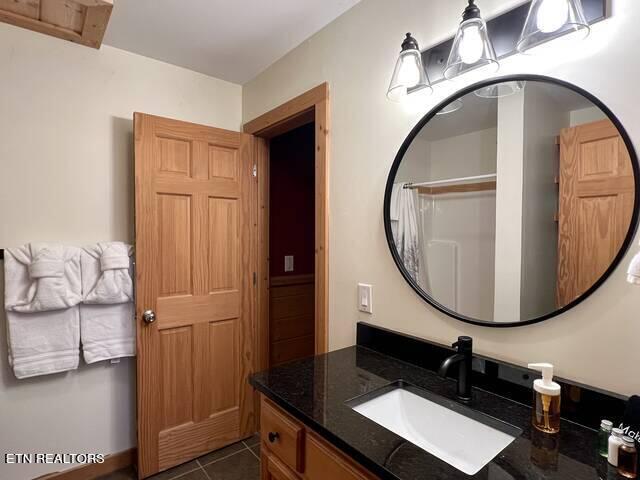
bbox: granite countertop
[250,346,621,480]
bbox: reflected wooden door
[134,113,256,478]
[557,119,634,307]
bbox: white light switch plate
[358,283,373,314]
[284,255,294,272]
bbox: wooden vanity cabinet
[259,395,377,480]
[261,395,305,472]
[262,450,300,480]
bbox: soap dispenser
[528,363,561,434]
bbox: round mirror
[384,75,639,327]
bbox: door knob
[142,310,156,324]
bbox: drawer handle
[268,431,280,443]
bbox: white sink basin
[349,383,520,475]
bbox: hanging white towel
[4,244,82,379]
[80,242,135,364]
[389,183,425,289]
[5,243,82,313]
[6,308,80,379]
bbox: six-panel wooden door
[134,113,256,478]
[557,119,634,307]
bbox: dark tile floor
[98,434,261,480]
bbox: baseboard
[33,448,136,480]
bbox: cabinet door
[260,397,304,472]
[305,432,373,480]
[262,449,300,480]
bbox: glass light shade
[387,49,431,102]
[517,0,590,54]
[475,81,525,98]
[437,98,464,115]
[444,17,499,80]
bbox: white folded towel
[4,244,82,378]
[80,242,135,364]
[82,242,133,305]
[6,308,80,379]
[5,243,82,313]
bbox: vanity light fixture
[517,0,590,53]
[387,0,606,101]
[443,0,499,80]
[475,81,525,99]
[387,33,432,102]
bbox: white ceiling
[420,94,498,142]
[103,0,360,84]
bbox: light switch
[358,283,373,314]
[284,255,294,272]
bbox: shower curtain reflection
[390,183,428,290]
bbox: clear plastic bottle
[618,437,638,479]
[609,428,625,466]
[599,420,613,457]
[528,363,561,434]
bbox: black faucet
[438,336,473,402]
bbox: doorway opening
[244,82,330,373]
[268,123,316,366]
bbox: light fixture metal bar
[421,0,607,86]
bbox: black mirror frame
[383,74,640,328]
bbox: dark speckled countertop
[250,346,622,480]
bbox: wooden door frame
[243,82,330,371]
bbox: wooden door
[557,119,634,307]
[134,113,256,478]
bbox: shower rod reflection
[404,173,497,189]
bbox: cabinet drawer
[263,450,300,480]
[305,432,373,480]
[261,397,304,472]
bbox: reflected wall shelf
[406,174,497,195]
[0,0,113,49]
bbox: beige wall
[243,0,640,396]
[0,23,242,480]
[429,128,497,181]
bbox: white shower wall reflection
[395,111,497,321]
[390,79,632,324]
